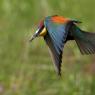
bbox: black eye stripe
[39,25,44,33]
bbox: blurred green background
[0,0,95,95]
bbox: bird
[29,15,95,75]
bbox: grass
[0,0,95,95]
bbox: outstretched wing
[71,23,95,54]
[44,16,69,75]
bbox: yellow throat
[39,27,47,36]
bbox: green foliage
[0,0,95,95]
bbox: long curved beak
[29,29,39,42]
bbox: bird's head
[29,20,47,42]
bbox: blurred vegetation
[0,0,95,95]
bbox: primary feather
[70,23,95,54]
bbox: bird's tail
[72,26,95,54]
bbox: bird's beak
[29,29,40,42]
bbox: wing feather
[44,17,69,75]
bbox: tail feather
[72,26,95,54]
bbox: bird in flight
[30,15,95,75]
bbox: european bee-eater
[30,15,95,75]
